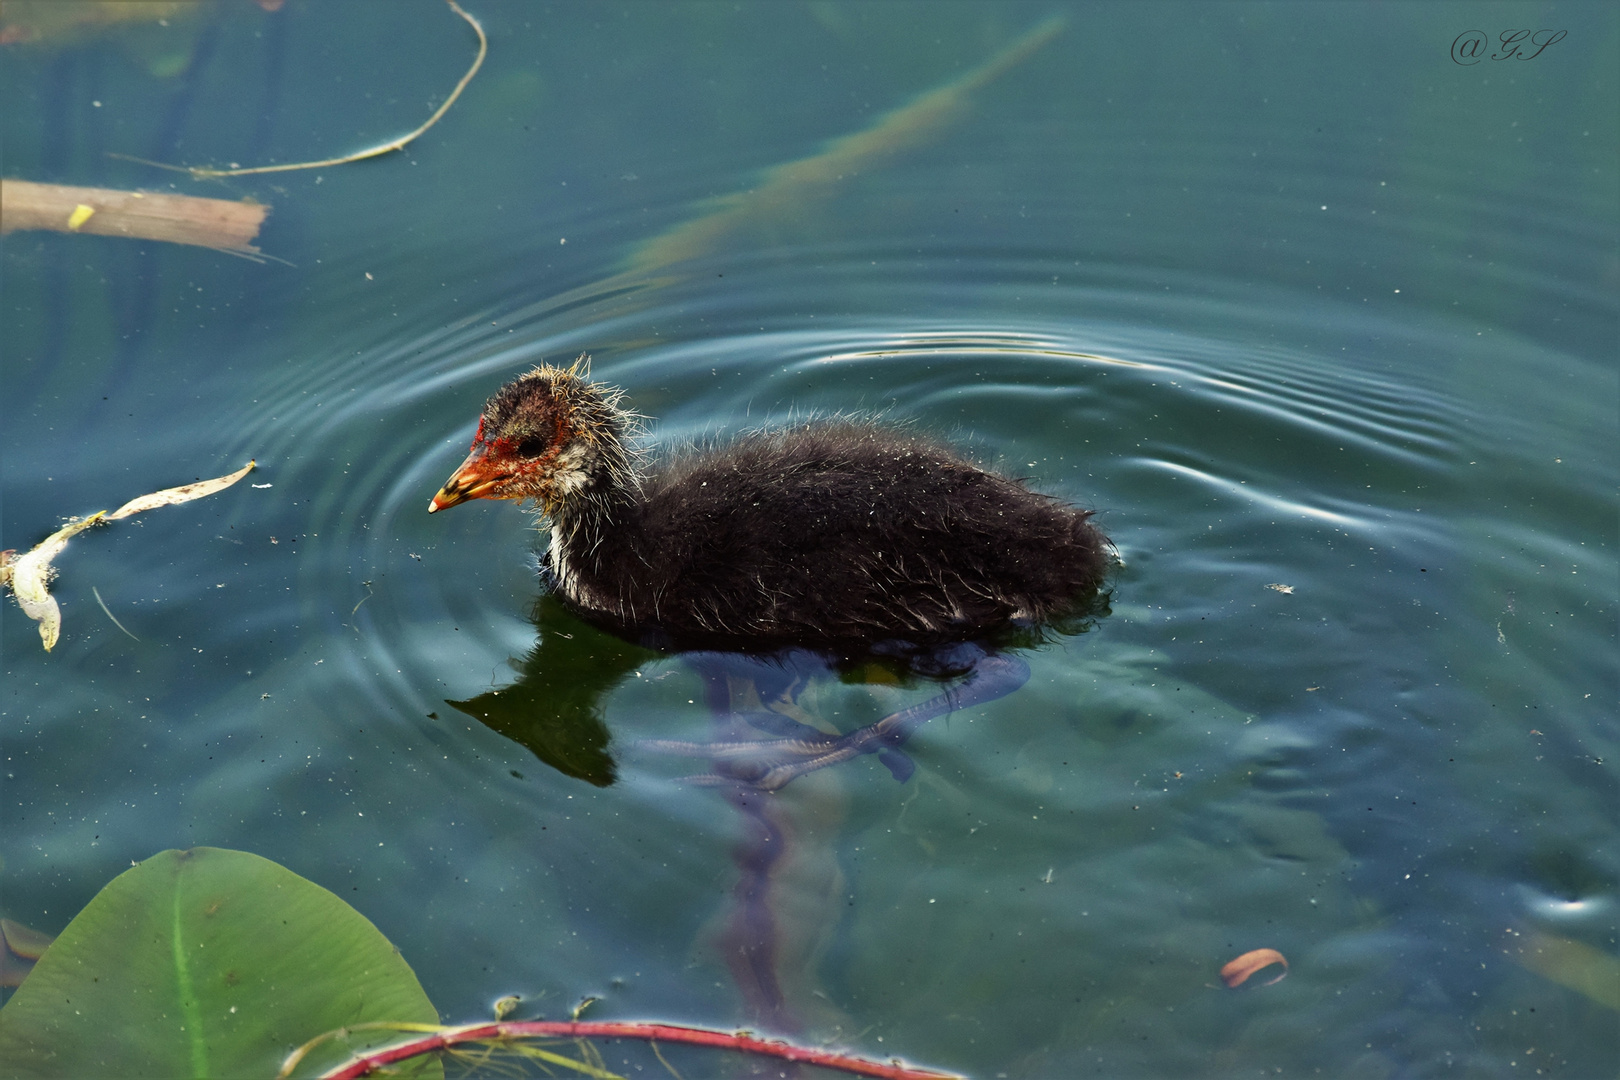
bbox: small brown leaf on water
[107,460,255,520]
[1220,948,1288,988]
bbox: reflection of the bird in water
[646,644,1029,791]
[450,590,1107,1034]
[448,592,649,787]
[450,590,1108,793]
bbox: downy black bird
[430,359,1110,788]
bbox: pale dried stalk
[0,179,267,253]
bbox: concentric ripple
[180,243,1519,771]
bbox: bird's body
[431,362,1109,649]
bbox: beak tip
[430,453,506,514]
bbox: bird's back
[555,421,1108,645]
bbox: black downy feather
[463,367,1111,648]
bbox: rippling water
[3,2,1615,1076]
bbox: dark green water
[3,2,1615,1076]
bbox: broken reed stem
[113,0,485,180]
[0,179,267,253]
[290,1019,959,1080]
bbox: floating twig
[0,180,268,254]
[113,0,485,180]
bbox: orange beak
[428,449,511,513]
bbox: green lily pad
[0,848,440,1079]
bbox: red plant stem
[317,1019,958,1080]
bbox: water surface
[3,2,1615,1076]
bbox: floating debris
[113,0,484,180]
[2,462,256,651]
[91,584,141,641]
[106,461,257,519]
[0,180,268,256]
[1220,947,1288,988]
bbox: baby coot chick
[430,360,1109,648]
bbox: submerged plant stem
[286,1019,959,1080]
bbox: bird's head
[429,360,633,516]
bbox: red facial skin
[428,419,562,513]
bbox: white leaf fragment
[5,514,105,651]
[107,460,256,520]
[3,462,256,651]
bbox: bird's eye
[514,434,550,458]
